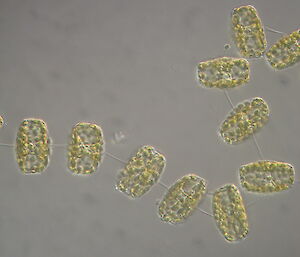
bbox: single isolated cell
[265,29,300,70]
[231,5,267,58]
[212,184,249,242]
[0,115,3,128]
[240,160,295,193]
[68,122,104,175]
[197,57,250,89]
[116,145,166,198]
[158,174,206,224]
[15,118,51,174]
[219,97,270,144]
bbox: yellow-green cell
[116,145,166,198]
[231,5,267,58]
[212,184,249,242]
[265,29,300,70]
[15,119,50,174]
[0,116,3,128]
[197,57,250,89]
[220,97,269,144]
[240,160,295,193]
[158,174,206,224]
[68,122,104,175]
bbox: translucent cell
[231,5,267,58]
[116,145,166,198]
[265,29,300,70]
[212,184,249,242]
[158,174,206,224]
[219,97,270,144]
[0,116,3,128]
[240,160,295,193]
[197,57,250,89]
[68,122,104,175]
[15,119,51,174]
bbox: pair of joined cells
[197,6,300,90]
[213,161,294,241]
[15,119,104,175]
[233,5,299,68]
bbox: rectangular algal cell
[240,160,295,193]
[197,57,250,89]
[158,174,206,224]
[265,29,300,70]
[0,116,3,128]
[231,5,267,58]
[219,97,270,144]
[15,119,51,174]
[116,145,166,198]
[68,122,104,175]
[212,184,249,242]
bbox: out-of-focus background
[0,0,299,256]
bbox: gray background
[0,0,299,256]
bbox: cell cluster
[158,174,206,224]
[15,119,50,174]
[212,184,249,242]
[116,145,166,198]
[219,97,270,144]
[198,57,250,89]
[240,160,295,193]
[68,122,104,175]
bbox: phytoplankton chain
[0,4,299,243]
[0,139,213,216]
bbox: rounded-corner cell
[15,118,51,174]
[67,122,105,175]
[239,160,295,193]
[158,174,207,224]
[116,145,166,198]
[265,29,300,70]
[0,115,3,128]
[212,184,249,242]
[219,97,270,144]
[231,5,267,58]
[197,57,250,89]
